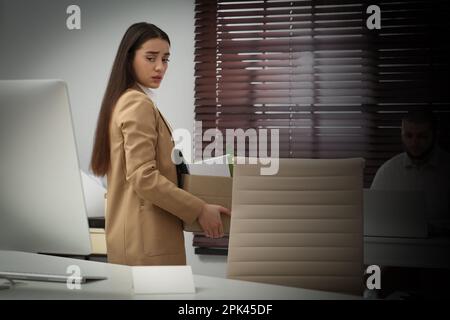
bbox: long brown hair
[90,22,170,176]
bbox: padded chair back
[227,158,365,295]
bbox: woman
[90,22,230,266]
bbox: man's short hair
[402,110,438,134]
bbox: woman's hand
[197,204,231,238]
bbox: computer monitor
[0,80,92,255]
[363,189,428,238]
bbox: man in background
[372,110,450,229]
[370,110,450,299]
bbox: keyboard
[0,271,107,283]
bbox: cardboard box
[89,228,107,255]
[182,174,232,234]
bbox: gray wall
[0,0,227,277]
[0,0,198,172]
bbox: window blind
[194,0,450,186]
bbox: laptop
[0,271,107,284]
[363,189,428,238]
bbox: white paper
[187,155,231,177]
[80,170,106,218]
[131,265,196,295]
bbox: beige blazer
[105,85,205,266]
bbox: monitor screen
[0,80,92,255]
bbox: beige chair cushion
[227,158,365,295]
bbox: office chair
[227,158,365,295]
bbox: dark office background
[193,0,450,187]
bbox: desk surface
[0,250,357,300]
[364,236,450,269]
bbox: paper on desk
[131,265,196,295]
[187,155,231,177]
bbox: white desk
[0,250,358,300]
[364,236,450,269]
